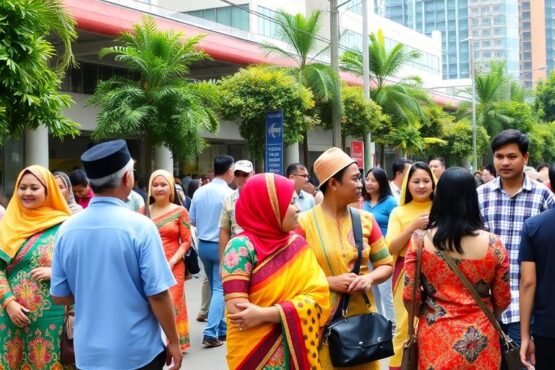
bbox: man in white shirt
[389,159,411,200]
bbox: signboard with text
[265,110,284,175]
[350,140,364,169]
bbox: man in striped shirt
[477,130,554,346]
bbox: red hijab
[235,173,295,261]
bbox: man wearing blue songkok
[50,140,182,370]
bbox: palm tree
[89,17,219,172]
[341,29,430,161]
[260,10,340,158]
[0,0,78,143]
[458,61,517,137]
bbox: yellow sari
[298,205,393,370]
[385,173,432,368]
[223,234,330,370]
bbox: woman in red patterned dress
[403,167,511,369]
[144,169,192,353]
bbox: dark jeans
[136,350,166,370]
[534,335,555,370]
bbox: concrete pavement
[181,274,227,369]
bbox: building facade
[519,0,548,88]
[377,0,470,80]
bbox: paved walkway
[181,274,227,369]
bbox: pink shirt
[76,188,94,209]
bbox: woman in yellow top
[386,162,436,369]
[297,148,394,370]
[222,173,330,369]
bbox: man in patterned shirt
[477,129,554,346]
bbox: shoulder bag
[184,242,201,275]
[324,208,394,367]
[400,231,422,370]
[427,231,523,370]
[60,307,75,365]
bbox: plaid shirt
[477,176,554,324]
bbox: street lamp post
[330,0,342,148]
[470,40,477,172]
[462,37,478,171]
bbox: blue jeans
[198,240,226,339]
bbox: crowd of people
[0,128,553,369]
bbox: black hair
[319,166,350,195]
[286,163,306,177]
[430,157,446,167]
[491,129,529,154]
[214,155,234,176]
[537,163,549,172]
[69,169,89,187]
[549,163,555,188]
[428,167,486,254]
[363,167,392,202]
[391,159,412,180]
[404,162,435,204]
[187,179,200,199]
[484,163,496,177]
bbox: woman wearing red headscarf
[222,173,330,370]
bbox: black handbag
[184,244,200,275]
[324,208,394,367]
[428,231,524,370]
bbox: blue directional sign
[265,110,284,175]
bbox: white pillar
[285,143,300,166]
[25,126,49,167]
[154,145,173,173]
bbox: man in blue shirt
[50,140,182,370]
[519,207,555,369]
[190,155,234,347]
[286,163,315,212]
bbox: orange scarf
[0,165,71,263]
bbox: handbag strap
[332,208,371,320]
[407,231,422,340]
[424,231,509,340]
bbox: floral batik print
[453,326,489,363]
[403,231,511,369]
[0,226,69,369]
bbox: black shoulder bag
[324,208,394,367]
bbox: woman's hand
[228,302,279,330]
[5,300,31,327]
[31,267,51,281]
[347,274,373,294]
[411,213,429,231]
[327,273,359,293]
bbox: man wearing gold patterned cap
[296,147,394,370]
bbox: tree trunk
[379,144,386,168]
[303,131,309,165]
[144,132,153,175]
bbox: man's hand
[327,273,359,293]
[165,342,183,370]
[520,336,536,370]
